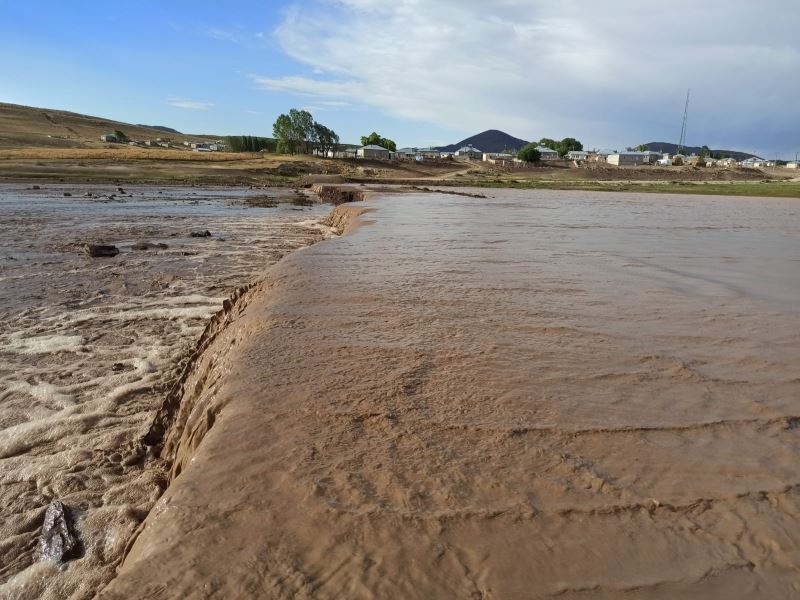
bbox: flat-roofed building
[607,152,654,166]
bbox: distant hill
[437,130,530,153]
[640,142,760,161]
[136,124,182,135]
[0,102,213,148]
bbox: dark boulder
[84,244,120,257]
[190,230,212,238]
[39,501,81,562]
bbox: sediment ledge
[141,197,370,472]
[310,184,367,205]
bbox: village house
[357,144,391,160]
[566,151,589,161]
[395,147,439,161]
[717,157,739,167]
[535,146,559,160]
[419,148,440,160]
[100,133,118,143]
[482,152,517,166]
[786,161,799,169]
[455,145,483,160]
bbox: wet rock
[32,185,41,190]
[117,187,126,194]
[84,244,120,257]
[63,192,72,197]
[39,501,80,562]
[132,242,168,251]
[190,230,212,238]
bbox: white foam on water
[3,333,84,355]
[6,381,75,408]
[62,304,220,324]
[145,294,226,307]
[0,560,62,600]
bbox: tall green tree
[557,137,583,157]
[271,109,339,155]
[360,132,396,152]
[518,144,541,163]
[314,123,340,155]
[289,109,315,153]
[538,138,558,151]
[272,114,298,154]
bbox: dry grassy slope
[0,102,216,148]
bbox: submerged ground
[98,189,800,599]
[0,185,333,598]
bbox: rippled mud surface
[100,188,800,600]
[0,184,332,598]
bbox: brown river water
[0,184,334,598]
[96,188,800,599]
[3,186,800,599]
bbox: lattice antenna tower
[677,89,690,154]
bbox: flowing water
[100,188,800,599]
[0,184,333,598]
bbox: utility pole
[677,89,690,155]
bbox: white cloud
[205,28,242,44]
[260,0,800,152]
[166,98,215,110]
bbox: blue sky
[1,1,799,157]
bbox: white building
[786,162,799,169]
[100,134,118,143]
[607,152,653,166]
[357,144,391,160]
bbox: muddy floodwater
[0,184,333,598]
[3,186,800,599]
[88,188,800,600]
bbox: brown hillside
[0,102,217,148]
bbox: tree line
[225,136,277,152]
[517,137,584,162]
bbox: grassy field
[0,102,215,149]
